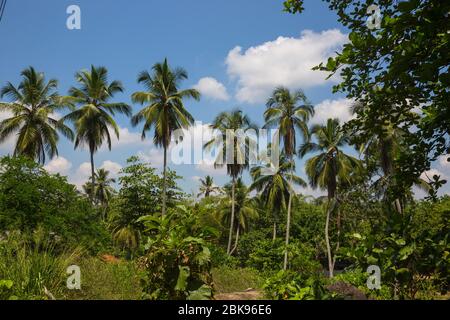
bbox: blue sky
[0,0,448,196]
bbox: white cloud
[226,29,348,103]
[439,155,450,168]
[76,162,92,177]
[100,160,122,177]
[137,148,165,167]
[311,98,355,125]
[68,162,92,188]
[44,157,72,175]
[196,160,227,176]
[99,126,150,152]
[294,184,326,198]
[194,77,230,101]
[0,111,17,153]
[69,160,122,189]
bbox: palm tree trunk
[89,148,96,203]
[227,176,236,255]
[230,225,240,256]
[325,199,334,278]
[283,160,294,271]
[162,145,167,216]
[272,222,277,242]
[394,198,403,214]
[90,148,95,186]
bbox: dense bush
[0,229,81,299]
[108,156,185,257]
[65,257,143,300]
[139,205,216,300]
[263,270,331,300]
[0,156,110,252]
[212,266,262,294]
[342,201,450,299]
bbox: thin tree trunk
[332,207,341,273]
[272,222,277,242]
[394,198,403,214]
[89,148,95,203]
[227,176,236,255]
[325,199,334,278]
[283,160,294,271]
[90,149,95,186]
[162,145,167,216]
[230,225,240,256]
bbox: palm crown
[0,67,74,163]
[264,87,314,157]
[197,175,220,198]
[131,58,200,147]
[250,152,306,212]
[131,58,200,216]
[204,109,257,179]
[299,118,361,198]
[62,66,131,185]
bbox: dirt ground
[215,289,263,300]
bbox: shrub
[0,156,110,253]
[139,205,215,300]
[0,229,81,300]
[212,266,262,293]
[65,257,143,300]
[209,245,239,268]
[263,270,331,300]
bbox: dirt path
[215,289,263,300]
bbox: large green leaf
[175,266,190,292]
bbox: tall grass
[0,229,82,300]
[212,266,263,294]
[64,257,143,300]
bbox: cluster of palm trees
[1,63,417,277]
[200,87,360,274]
[0,60,199,217]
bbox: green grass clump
[212,266,263,294]
[64,257,143,300]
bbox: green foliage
[0,229,81,300]
[263,270,331,300]
[246,238,322,275]
[0,156,110,252]
[139,205,215,300]
[283,0,304,14]
[0,67,74,163]
[333,269,392,300]
[342,204,449,299]
[209,245,239,268]
[63,65,131,155]
[109,156,184,255]
[65,257,143,300]
[247,239,285,272]
[0,280,16,300]
[308,0,450,198]
[212,266,262,294]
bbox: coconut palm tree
[62,66,131,187]
[204,109,257,255]
[264,86,314,270]
[94,168,116,208]
[299,118,361,277]
[197,175,220,198]
[0,67,74,163]
[83,168,116,220]
[219,178,258,255]
[131,59,200,216]
[250,152,306,244]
